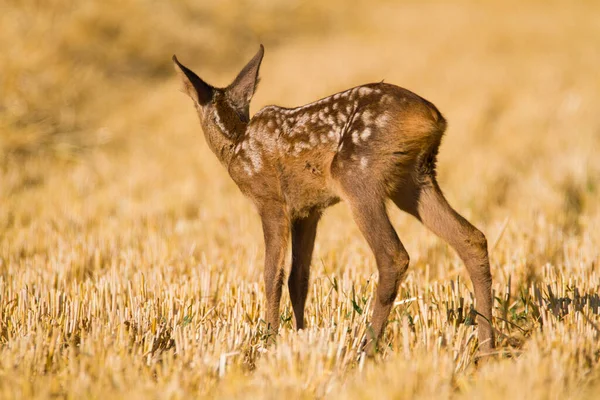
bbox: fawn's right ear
[172,55,213,105]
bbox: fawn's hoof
[360,337,378,358]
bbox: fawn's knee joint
[385,251,410,286]
[397,251,410,275]
[376,250,410,306]
[463,228,489,262]
[463,229,492,284]
[468,229,488,252]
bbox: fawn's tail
[416,103,447,180]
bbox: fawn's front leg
[260,206,290,341]
[289,211,321,330]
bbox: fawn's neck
[202,106,248,167]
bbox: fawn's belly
[279,155,340,219]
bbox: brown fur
[173,45,494,356]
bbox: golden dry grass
[1,0,600,398]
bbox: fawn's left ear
[172,55,213,105]
[227,45,264,113]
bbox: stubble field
[1,0,600,398]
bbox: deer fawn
[173,45,494,355]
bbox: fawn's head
[172,45,264,138]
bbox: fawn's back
[229,82,446,219]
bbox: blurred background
[1,0,599,281]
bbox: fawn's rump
[382,115,446,201]
[383,93,447,185]
[328,86,447,194]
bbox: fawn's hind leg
[342,190,410,355]
[289,211,320,330]
[392,177,495,354]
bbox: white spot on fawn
[279,140,292,152]
[262,137,276,153]
[360,156,368,169]
[247,139,263,172]
[381,94,394,104]
[376,113,390,127]
[360,128,372,140]
[361,110,374,125]
[242,161,254,176]
[351,131,360,144]
[292,141,312,156]
[358,87,373,96]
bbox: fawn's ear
[172,55,213,105]
[227,45,264,111]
